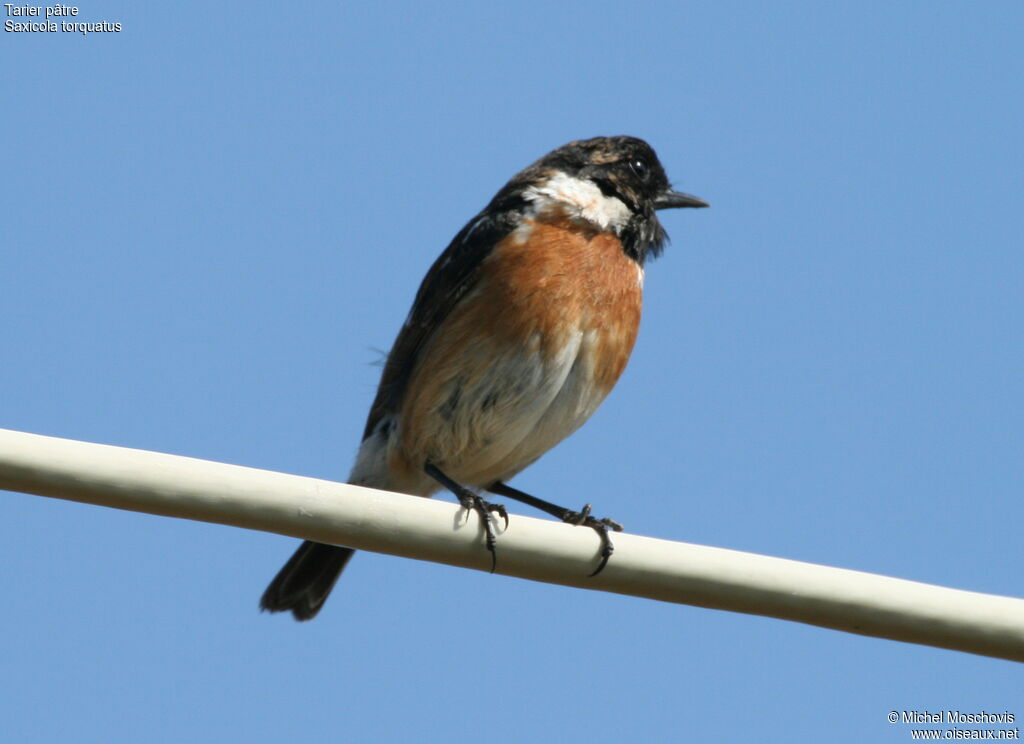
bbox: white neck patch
[523,172,632,232]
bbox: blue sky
[2,2,1022,741]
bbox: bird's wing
[361,202,524,441]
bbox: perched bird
[260,136,708,620]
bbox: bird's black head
[500,136,708,264]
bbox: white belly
[348,325,614,494]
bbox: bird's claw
[458,494,506,573]
[558,504,623,576]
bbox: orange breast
[391,215,644,487]
[483,216,643,390]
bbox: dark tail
[259,541,356,621]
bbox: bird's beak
[654,189,710,210]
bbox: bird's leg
[486,481,623,576]
[424,462,508,573]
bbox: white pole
[1,427,1022,662]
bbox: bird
[260,135,708,620]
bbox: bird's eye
[629,158,649,180]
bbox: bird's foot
[425,462,507,573]
[458,493,508,572]
[560,503,623,576]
